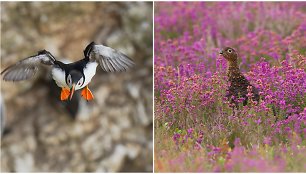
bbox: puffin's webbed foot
[81,86,94,101]
[61,88,71,101]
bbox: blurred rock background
[0,2,153,172]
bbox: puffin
[1,42,135,101]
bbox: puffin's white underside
[80,62,98,90]
[51,62,98,90]
[51,68,67,88]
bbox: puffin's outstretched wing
[84,42,135,72]
[1,50,56,81]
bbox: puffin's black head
[219,47,238,62]
[66,70,84,100]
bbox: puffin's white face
[67,74,84,90]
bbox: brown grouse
[219,47,259,108]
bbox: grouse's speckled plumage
[220,47,259,107]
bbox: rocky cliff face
[1,2,153,172]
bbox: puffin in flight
[1,42,135,101]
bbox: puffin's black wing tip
[1,64,15,75]
[38,49,48,55]
[1,68,6,75]
[84,41,96,58]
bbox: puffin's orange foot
[81,86,94,101]
[61,88,71,101]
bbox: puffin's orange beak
[70,83,76,100]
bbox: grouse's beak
[219,50,223,55]
[70,83,76,100]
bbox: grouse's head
[66,70,84,100]
[219,47,238,62]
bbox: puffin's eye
[78,78,83,86]
[67,75,72,85]
[227,49,232,53]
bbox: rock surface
[1,2,153,172]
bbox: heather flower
[263,136,272,145]
[254,118,262,125]
[187,128,194,138]
[173,133,181,145]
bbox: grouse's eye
[227,49,232,53]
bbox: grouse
[219,47,259,108]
